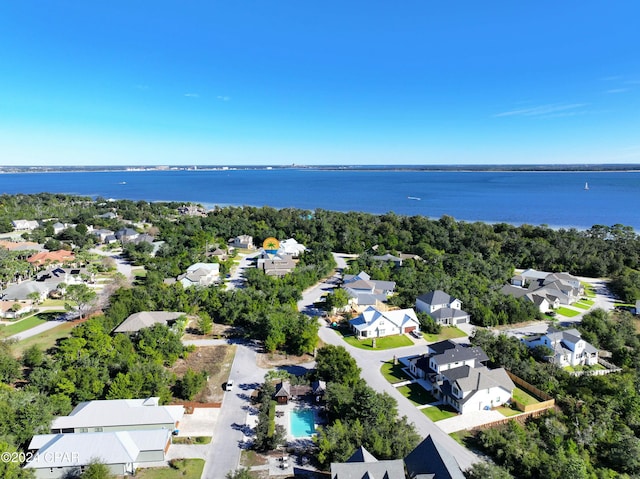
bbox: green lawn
[580,298,595,306]
[40,299,66,307]
[582,283,597,298]
[556,307,581,317]
[380,361,412,383]
[10,321,77,357]
[0,316,46,338]
[512,387,540,407]
[565,363,606,373]
[422,326,467,343]
[172,436,211,445]
[497,406,522,417]
[397,383,437,406]
[422,405,458,422]
[135,459,205,479]
[572,302,591,310]
[341,333,413,350]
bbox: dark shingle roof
[405,435,465,479]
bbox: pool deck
[275,399,324,443]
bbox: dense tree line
[468,311,640,478]
[313,345,420,467]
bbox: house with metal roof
[25,429,171,478]
[350,306,420,338]
[50,397,184,434]
[415,290,470,325]
[522,327,599,367]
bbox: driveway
[201,341,269,479]
[226,252,260,290]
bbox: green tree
[197,312,213,335]
[315,345,361,386]
[64,284,98,320]
[226,468,253,479]
[81,459,113,479]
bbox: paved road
[201,341,269,479]
[294,253,481,471]
[226,252,261,290]
[316,324,480,471]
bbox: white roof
[26,429,170,469]
[50,397,184,430]
[280,238,306,255]
[186,262,219,274]
[350,306,419,332]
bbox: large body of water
[1,169,639,230]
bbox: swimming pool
[290,408,316,437]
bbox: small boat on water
[407,196,421,201]
[584,182,589,190]
[119,181,127,185]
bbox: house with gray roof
[50,397,184,434]
[178,262,220,288]
[342,271,396,308]
[12,219,40,231]
[404,434,465,479]
[115,227,139,243]
[112,311,185,333]
[416,290,470,325]
[25,429,171,478]
[523,327,599,367]
[0,281,50,301]
[331,446,405,479]
[504,269,584,312]
[409,340,512,414]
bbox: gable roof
[405,435,465,479]
[332,447,405,479]
[430,344,488,368]
[428,308,469,321]
[350,307,419,333]
[50,397,183,431]
[26,429,170,469]
[1,281,50,301]
[417,290,456,306]
[113,311,185,333]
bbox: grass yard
[341,333,413,350]
[40,299,66,307]
[572,302,591,310]
[380,361,412,383]
[397,383,437,406]
[556,307,580,317]
[0,315,46,338]
[135,459,205,479]
[512,387,540,407]
[497,405,522,417]
[10,321,77,357]
[565,363,606,373]
[172,436,211,445]
[240,450,269,468]
[580,298,595,306]
[449,430,473,446]
[422,404,458,422]
[422,326,467,343]
[582,283,597,298]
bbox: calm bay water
[1,169,639,230]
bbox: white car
[225,380,234,391]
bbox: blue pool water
[290,409,315,437]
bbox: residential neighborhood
[0,196,638,479]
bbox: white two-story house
[415,290,470,325]
[523,327,599,367]
[349,306,420,338]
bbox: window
[94,427,103,432]
[79,428,88,433]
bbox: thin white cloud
[493,103,586,118]
[216,95,230,101]
[605,88,629,94]
[184,93,200,98]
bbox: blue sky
[1,1,639,166]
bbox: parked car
[225,379,234,391]
[410,330,422,339]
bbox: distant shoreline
[2,164,640,174]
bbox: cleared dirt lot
[171,345,236,403]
